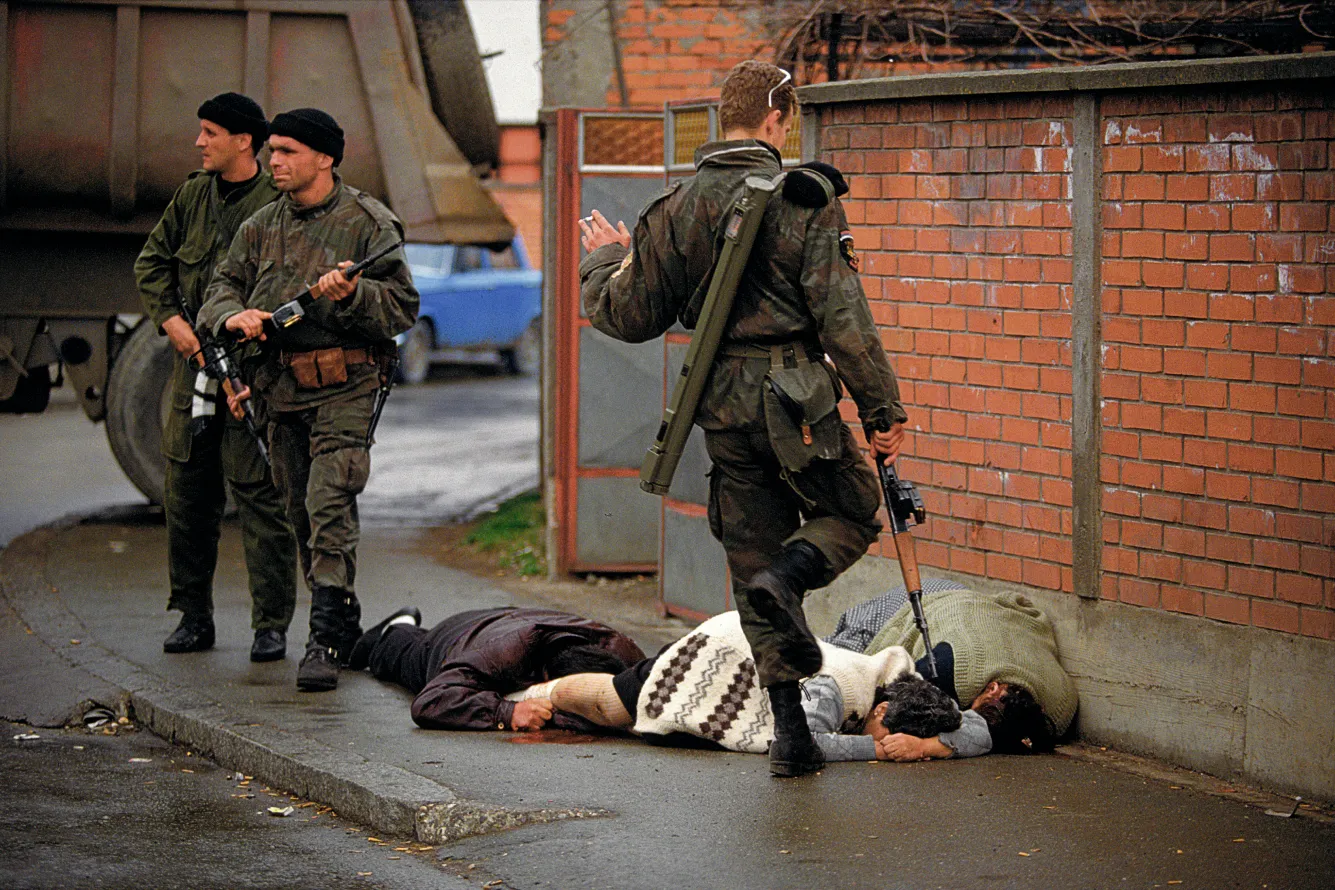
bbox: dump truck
[0,0,514,503]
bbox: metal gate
[544,103,800,619]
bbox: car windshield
[404,243,448,274]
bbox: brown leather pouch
[314,347,348,386]
[289,351,321,388]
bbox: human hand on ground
[511,699,554,731]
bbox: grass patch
[465,491,546,576]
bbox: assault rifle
[176,297,270,467]
[875,438,937,679]
[263,239,402,339]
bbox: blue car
[396,237,542,383]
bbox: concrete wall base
[806,555,1335,804]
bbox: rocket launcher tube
[639,175,778,495]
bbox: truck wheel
[500,317,540,376]
[397,319,434,385]
[105,322,170,504]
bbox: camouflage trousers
[267,392,375,597]
[164,411,297,632]
[705,423,882,687]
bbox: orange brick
[1204,593,1251,625]
[1252,600,1300,633]
[1184,557,1227,589]
[1120,576,1161,608]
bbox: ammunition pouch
[745,344,844,472]
[282,347,375,389]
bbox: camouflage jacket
[579,138,906,434]
[134,168,281,464]
[198,175,419,411]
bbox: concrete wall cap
[797,52,1335,106]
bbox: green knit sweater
[866,589,1078,734]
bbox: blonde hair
[719,61,795,133]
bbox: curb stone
[0,520,607,843]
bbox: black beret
[270,108,345,166]
[197,92,268,151]
[796,161,849,197]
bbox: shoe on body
[347,606,422,671]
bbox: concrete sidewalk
[3,510,1333,889]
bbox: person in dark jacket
[349,606,646,732]
[578,61,909,777]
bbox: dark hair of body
[548,643,630,679]
[974,685,1058,754]
[873,675,962,738]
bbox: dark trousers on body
[366,610,495,693]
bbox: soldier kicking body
[579,61,910,777]
[198,108,419,691]
[133,92,298,663]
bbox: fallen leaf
[1233,838,1246,843]
[69,640,81,646]
[268,806,295,817]
[357,872,372,877]
[181,769,194,774]
[387,856,401,861]
[1168,882,1182,886]
[1018,851,1030,857]
[367,837,381,843]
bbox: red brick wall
[544,0,776,106]
[1098,89,1334,637]
[821,84,1334,641]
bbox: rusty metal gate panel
[547,108,666,574]
[545,102,800,612]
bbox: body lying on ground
[825,577,1077,753]
[518,610,994,763]
[349,605,645,732]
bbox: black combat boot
[742,541,827,677]
[297,587,346,692]
[767,682,824,778]
[336,592,364,668]
[163,613,215,654]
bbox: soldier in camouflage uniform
[579,61,909,777]
[198,108,419,691]
[134,92,298,663]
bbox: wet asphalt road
[5,372,1335,889]
[0,368,538,545]
[0,719,471,890]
